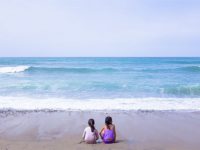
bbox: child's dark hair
[105,116,112,129]
[88,118,95,132]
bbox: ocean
[0,57,200,111]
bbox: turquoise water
[0,57,200,110]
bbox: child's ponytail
[88,119,95,132]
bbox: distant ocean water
[0,57,200,111]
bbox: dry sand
[0,110,200,150]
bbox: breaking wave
[0,96,200,111]
[0,66,30,73]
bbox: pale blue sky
[0,0,200,57]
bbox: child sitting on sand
[99,116,116,144]
[82,118,99,144]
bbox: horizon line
[0,56,200,58]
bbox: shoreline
[1,96,200,111]
[0,110,200,150]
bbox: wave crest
[0,66,30,73]
[27,67,118,73]
[0,96,200,111]
[0,66,118,74]
[177,66,200,72]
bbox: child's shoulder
[84,126,90,131]
[111,124,115,128]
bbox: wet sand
[0,110,200,150]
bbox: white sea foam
[0,96,200,111]
[0,66,30,73]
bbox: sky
[0,0,200,57]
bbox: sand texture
[0,110,200,150]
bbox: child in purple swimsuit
[99,116,116,144]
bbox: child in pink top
[82,119,99,144]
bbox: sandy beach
[0,110,199,150]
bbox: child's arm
[113,125,116,142]
[99,126,105,139]
[82,128,86,140]
[95,130,99,140]
[78,128,86,144]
